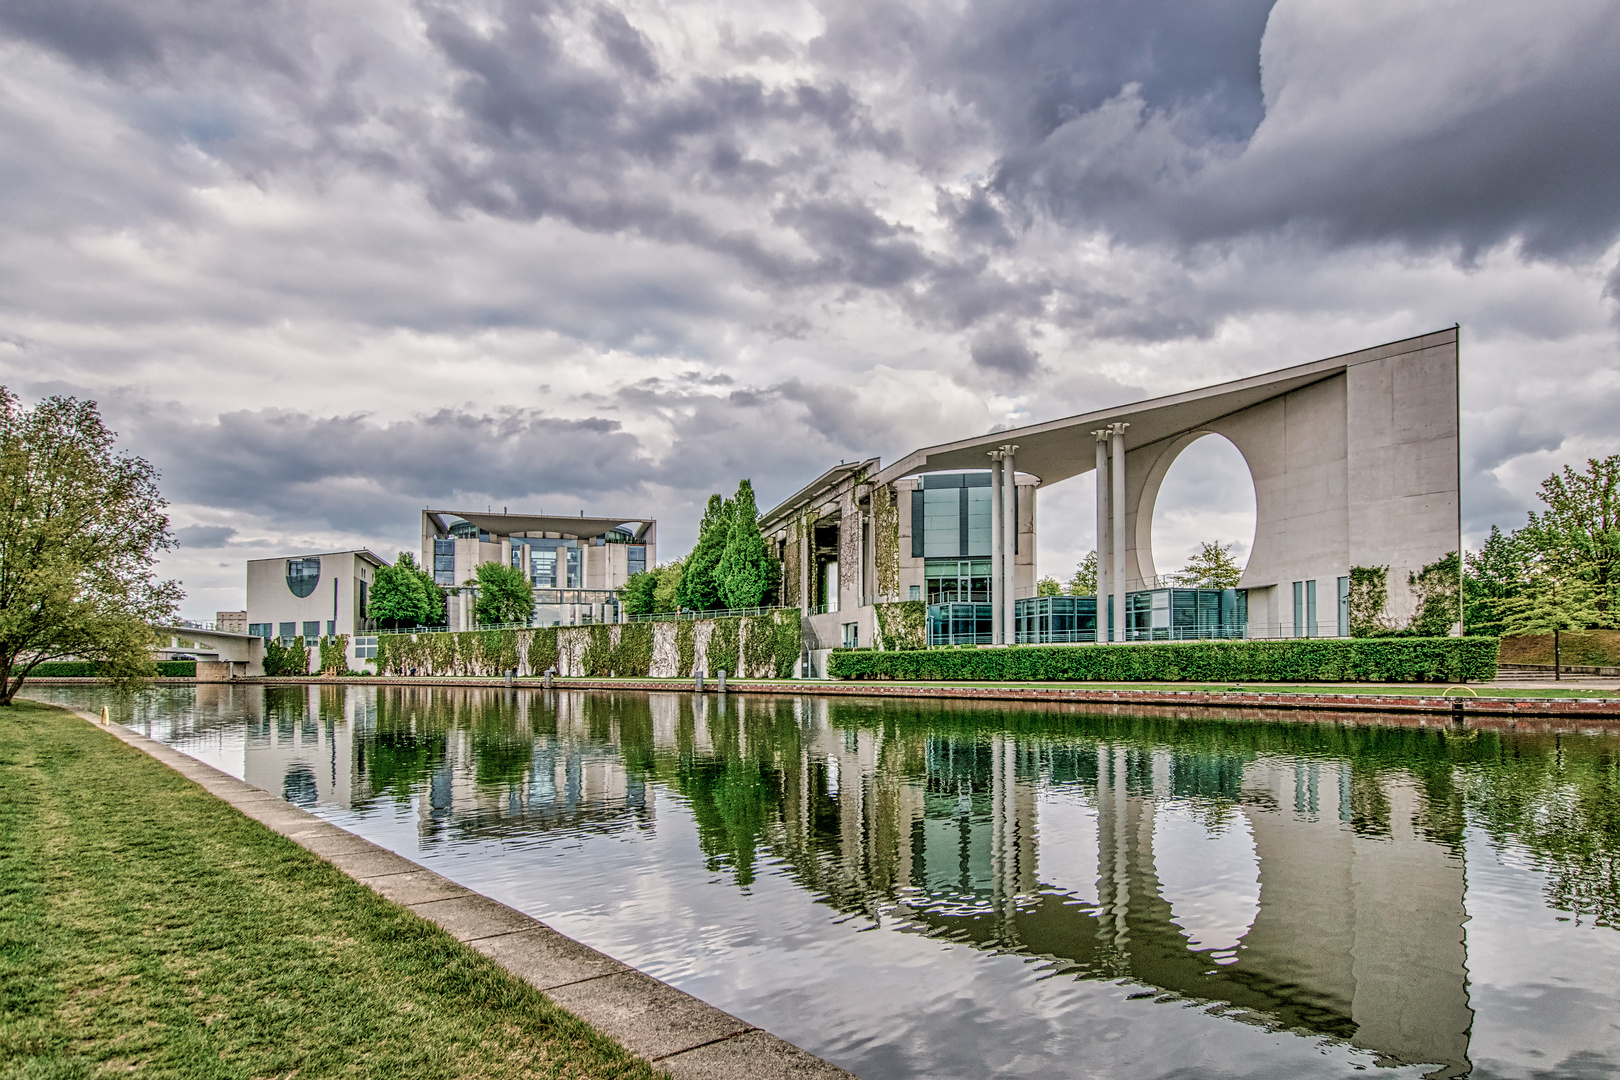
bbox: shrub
[827,637,1500,684]
[263,638,310,676]
[29,660,197,677]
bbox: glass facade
[248,623,271,640]
[286,557,321,598]
[924,559,992,603]
[627,544,647,577]
[927,589,1248,646]
[927,603,994,645]
[1016,596,1098,643]
[433,538,455,586]
[911,472,998,559]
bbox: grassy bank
[1501,629,1620,668]
[0,700,656,1080]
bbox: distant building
[244,549,386,669]
[215,610,247,635]
[420,510,657,629]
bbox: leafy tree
[369,551,444,628]
[1347,565,1393,637]
[1465,525,1525,635]
[1174,541,1244,589]
[1493,575,1615,680]
[1036,576,1063,596]
[263,636,309,676]
[718,480,775,609]
[0,390,181,705]
[678,494,732,611]
[1067,551,1098,595]
[1408,551,1461,637]
[653,558,683,613]
[1519,455,1620,612]
[620,567,660,616]
[473,561,534,626]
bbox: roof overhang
[426,510,654,540]
[760,458,880,531]
[872,329,1455,487]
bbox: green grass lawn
[0,700,657,1080]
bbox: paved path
[60,705,858,1080]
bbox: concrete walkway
[61,705,857,1080]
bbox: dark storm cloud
[130,405,654,532]
[969,326,1041,380]
[991,7,1620,260]
[175,524,238,547]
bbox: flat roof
[425,510,654,540]
[246,549,388,567]
[872,328,1457,486]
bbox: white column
[1111,424,1129,643]
[1002,445,1018,646]
[1094,430,1110,640]
[989,453,1004,644]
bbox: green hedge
[828,637,1499,684]
[29,660,197,678]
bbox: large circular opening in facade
[1149,434,1256,586]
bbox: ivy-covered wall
[874,601,926,651]
[373,610,804,679]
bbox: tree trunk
[1555,627,1561,681]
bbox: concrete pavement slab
[467,926,629,991]
[324,848,424,880]
[544,970,753,1061]
[407,894,540,942]
[362,870,472,906]
[660,1031,859,1079]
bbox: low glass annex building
[929,588,1248,647]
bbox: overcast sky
[3,0,1618,618]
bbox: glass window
[531,549,557,588]
[965,487,992,556]
[1293,581,1305,638]
[433,539,455,587]
[278,622,296,642]
[286,557,320,598]
[909,584,921,601]
[921,488,961,558]
[352,636,377,659]
[627,545,647,577]
[303,621,320,642]
[924,559,991,604]
[1337,576,1350,637]
[326,620,335,637]
[1305,579,1318,638]
[843,623,859,648]
[248,623,271,639]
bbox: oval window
[286,557,321,598]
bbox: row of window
[1293,577,1352,638]
[247,620,334,643]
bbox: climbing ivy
[615,622,655,676]
[676,620,696,677]
[742,612,777,676]
[871,483,901,601]
[318,635,350,675]
[874,601,926,651]
[773,608,802,677]
[708,617,741,675]
[1348,565,1392,637]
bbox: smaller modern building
[245,549,386,669]
[421,510,657,628]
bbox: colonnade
[1093,423,1129,642]
[987,444,1019,644]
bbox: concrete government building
[761,329,1460,667]
[420,509,657,630]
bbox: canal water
[28,684,1620,1079]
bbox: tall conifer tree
[718,479,774,609]
[678,494,731,611]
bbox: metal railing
[626,605,795,623]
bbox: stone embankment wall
[373,611,802,680]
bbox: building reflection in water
[229,687,1508,1077]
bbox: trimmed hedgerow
[28,660,198,678]
[828,636,1499,684]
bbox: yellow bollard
[100,705,109,725]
